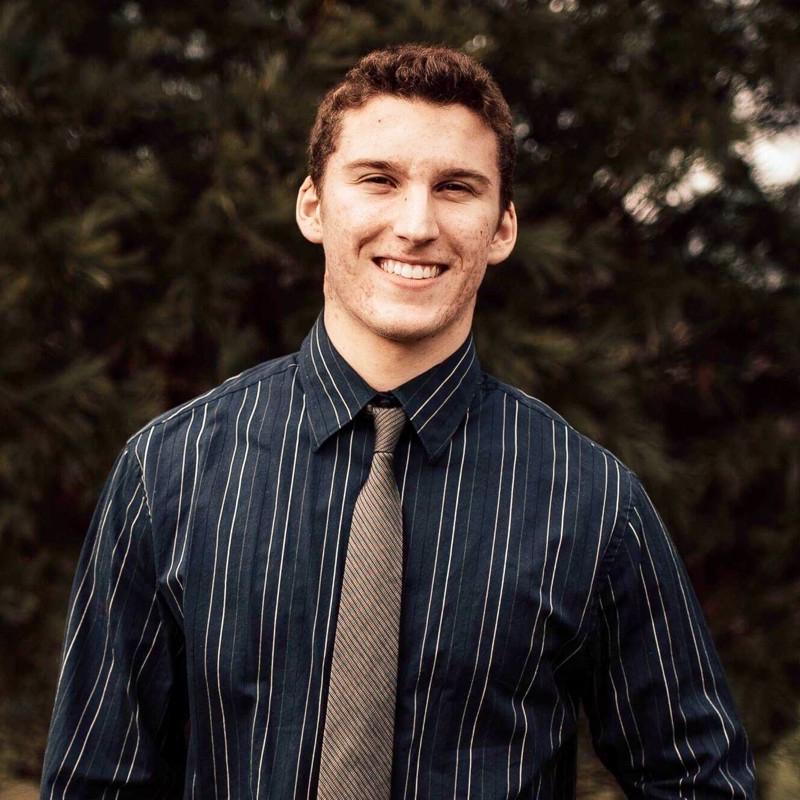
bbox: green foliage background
[1,0,798,795]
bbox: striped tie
[317,404,406,800]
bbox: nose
[391,185,439,243]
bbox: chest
[164,419,616,704]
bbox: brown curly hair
[307,43,516,212]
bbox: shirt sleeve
[582,473,757,798]
[41,443,187,799]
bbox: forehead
[331,95,499,177]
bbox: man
[42,44,755,798]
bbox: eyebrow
[343,159,493,188]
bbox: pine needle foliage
[1,0,797,792]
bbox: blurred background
[1,0,798,797]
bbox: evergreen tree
[1,0,797,793]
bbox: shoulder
[479,372,641,494]
[479,374,625,462]
[126,351,300,453]
[480,374,660,574]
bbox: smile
[375,258,444,280]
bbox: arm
[41,443,186,799]
[582,474,756,798]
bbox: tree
[1,0,797,792]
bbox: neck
[323,307,470,391]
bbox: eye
[362,175,394,186]
[439,182,473,194]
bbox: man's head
[296,44,518,357]
[307,44,516,214]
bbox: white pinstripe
[410,338,473,424]
[412,415,470,797]
[607,579,646,789]
[51,454,127,722]
[401,437,455,800]
[466,400,518,798]
[453,396,508,799]
[58,495,148,799]
[304,430,356,800]
[312,319,349,424]
[174,403,210,598]
[251,372,300,798]
[218,383,262,796]
[103,592,159,798]
[505,411,533,797]
[632,520,690,792]
[636,508,702,797]
[204,387,250,798]
[641,496,745,797]
[292,431,341,798]
[510,420,559,795]
[257,395,306,796]
[166,408,195,616]
[518,422,569,789]
[119,619,164,791]
[416,348,477,433]
[552,457,622,675]
[576,453,609,631]
[598,594,636,769]
[52,478,144,791]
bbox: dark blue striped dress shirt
[42,313,755,799]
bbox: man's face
[296,94,517,347]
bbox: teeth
[377,258,442,279]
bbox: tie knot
[367,405,406,454]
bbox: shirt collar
[298,313,483,462]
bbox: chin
[364,311,448,344]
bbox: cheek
[328,190,385,231]
[444,210,494,250]
[459,228,493,258]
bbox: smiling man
[42,45,755,799]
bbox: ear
[296,175,323,244]
[486,201,518,266]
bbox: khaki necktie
[317,404,406,800]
